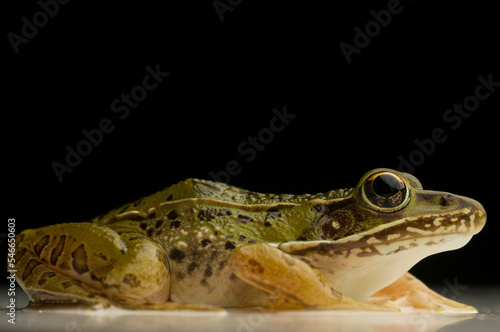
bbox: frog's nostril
[439,194,455,207]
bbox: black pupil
[372,174,404,197]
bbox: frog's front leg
[368,273,477,313]
[228,243,393,311]
[15,222,217,311]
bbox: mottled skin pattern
[90,179,354,306]
[13,169,487,311]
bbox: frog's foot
[228,243,396,311]
[368,273,477,313]
[14,223,219,311]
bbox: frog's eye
[362,171,410,212]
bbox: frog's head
[279,168,487,301]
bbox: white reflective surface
[1,286,499,332]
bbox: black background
[3,0,499,297]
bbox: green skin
[14,168,486,311]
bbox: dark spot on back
[264,222,272,227]
[198,208,232,221]
[238,235,246,241]
[166,194,173,201]
[170,248,186,262]
[71,244,89,274]
[128,236,142,241]
[225,241,236,250]
[265,207,282,219]
[170,220,181,229]
[198,209,217,221]
[140,223,148,230]
[236,215,253,223]
[147,229,154,237]
[167,210,178,220]
[34,235,50,256]
[201,239,211,247]
[133,200,142,207]
[38,278,47,285]
[248,239,257,244]
[50,235,66,266]
[176,271,185,280]
[220,209,232,216]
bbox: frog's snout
[447,193,487,235]
[465,197,487,235]
[415,190,487,236]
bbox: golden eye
[362,171,410,212]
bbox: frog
[13,168,486,312]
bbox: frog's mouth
[277,202,486,301]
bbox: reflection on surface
[0,306,489,332]
[1,287,498,332]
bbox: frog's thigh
[228,244,390,310]
[16,224,218,311]
[368,272,477,313]
[15,245,111,308]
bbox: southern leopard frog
[14,168,486,312]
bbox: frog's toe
[369,273,477,313]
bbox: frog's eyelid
[401,172,423,190]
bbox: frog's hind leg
[228,243,394,311]
[368,273,477,313]
[15,234,111,308]
[15,223,219,311]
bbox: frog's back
[92,178,352,224]
[159,178,351,205]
